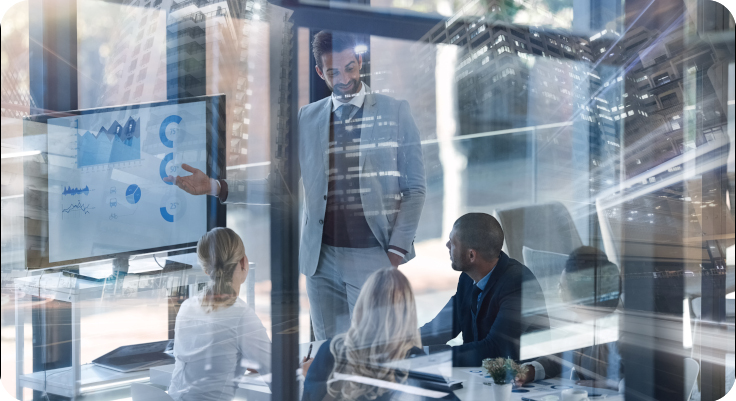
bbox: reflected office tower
[95,0,266,168]
[0,53,36,120]
[166,0,261,167]
[96,1,172,107]
[587,9,733,212]
[417,18,620,221]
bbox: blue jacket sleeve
[302,339,334,401]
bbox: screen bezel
[23,95,227,269]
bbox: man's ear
[467,249,476,263]
[315,64,325,81]
[357,54,363,70]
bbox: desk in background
[147,341,326,400]
[13,254,258,400]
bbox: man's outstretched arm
[164,163,220,196]
[164,163,270,205]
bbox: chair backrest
[493,201,583,264]
[131,383,174,401]
[684,357,699,401]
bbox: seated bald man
[420,213,549,367]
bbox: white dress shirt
[331,81,366,120]
[168,296,271,401]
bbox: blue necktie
[335,104,356,121]
[471,284,482,315]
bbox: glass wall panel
[1,0,734,400]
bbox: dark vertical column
[29,0,78,114]
[621,259,656,401]
[29,1,77,399]
[270,7,300,401]
[702,241,727,401]
[696,4,731,399]
[167,8,207,100]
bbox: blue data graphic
[46,101,208,263]
[160,153,175,184]
[159,192,187,222]
[77,117,141,167]
[125,184,142,204]
[159,115,182,148]
[62,185,90,196]
[62,200,95,216]
[160,207,176,222]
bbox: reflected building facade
[95,0,265,168]
[417,17,621,238]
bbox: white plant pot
[492,382,513,401]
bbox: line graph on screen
[61,200,95,219]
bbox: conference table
[148,365,621,400]
[147,341,623,401]
[450,368,622,400]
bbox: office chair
[493,201,583,263]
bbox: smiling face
[316,48,362,100]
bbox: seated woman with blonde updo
[168,227,271,401]
[303,268,458,401]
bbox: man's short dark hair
[311,31,358,70]
[453,213,504,261]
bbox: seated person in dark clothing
[515,246,623,392]
[419,213,550,367]
[303,268,458,401]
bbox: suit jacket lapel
[318,97,332,173]
[476,252,510,315]
[359,87,378,171]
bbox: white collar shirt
[331,82,366,120]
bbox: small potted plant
[481,357,527,401]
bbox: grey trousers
[306,244,392,340]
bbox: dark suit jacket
[419,251,549,366]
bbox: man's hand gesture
[163,163,218,196]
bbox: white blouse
[168,296,271,401]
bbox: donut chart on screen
[160,153,175,184]
[159,191,187,222]
[159,115,181,148]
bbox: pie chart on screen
[125,184,141,204]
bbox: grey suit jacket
[223,86,426,276]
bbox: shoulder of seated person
[458,273,474,285]
[407,347,426,357]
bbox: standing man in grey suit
[165,31,426,340]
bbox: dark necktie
[470,284,482,315]
[335,104,356,121]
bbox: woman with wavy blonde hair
[303,268,425,401]
[169,227,271,401]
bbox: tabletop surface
[148,341,624,401]
[450,367,622,401]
